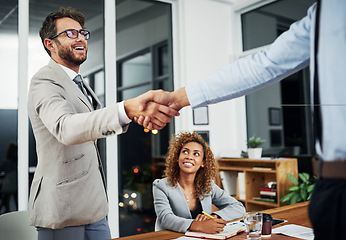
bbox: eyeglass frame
[49,29,90,40]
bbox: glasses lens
[66,30,78,39]
[81,30,90,40]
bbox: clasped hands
[124,88,188,130]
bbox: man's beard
[56,40,87,66]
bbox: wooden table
[112,201,311,240]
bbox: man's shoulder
[31,59,64,83]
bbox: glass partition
[242,0,315,51]
[116,0,173,236]
[0,2,19,214]
[242,0,315,167]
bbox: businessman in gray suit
[27,7,177,240]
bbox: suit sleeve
[152,179,194,233]
[29,72,128,146]
[211,181,246,221]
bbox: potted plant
[280,173,317,204]
[247,136,265,159]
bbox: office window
[242,0,315,158]
[120,52,152,89]
[116,0,173,236]
[117,42,173,237]
[0,2,19,214]
[242,0,315,51]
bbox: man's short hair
[40,7,85,56]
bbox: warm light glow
[131,193,137,198]
[137,228,142,232]
[119,202,125,207]
[144,128,150,133]
[145,218,151,223]
[152,129,158,134]
[124,193,129,199]
[129,200,134,205]
[133,168,139,173]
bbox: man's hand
[124,90,180,130]
[134,88,190,129]
[138,89,187,112]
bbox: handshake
[124,88,189,130]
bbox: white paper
[272,224,314,240]
[173,237,200,240]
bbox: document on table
[272,224,314,240]
[173,237,202,240]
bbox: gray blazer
[153,178,245,233]
[27,59,127,229]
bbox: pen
[202,211,214,219]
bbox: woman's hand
[189,218,227,234]
[194,214,210,221]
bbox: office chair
[0,210,37,240]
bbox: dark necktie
[314,0,322,150]
[73,74,94,109]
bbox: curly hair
[40,7,86,56]
[164,132,217,199]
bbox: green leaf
[307,192,313,201]
[290,192,300,204]
[289,186,300,191]
[307,184,315,193]
[280,192,295,203]
[283,172,316,205]
[300,188,307,201]
[300,182,305,189]
[287,173,299,185]
[247,136,265,148]
[298,173,310,183]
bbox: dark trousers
[309,178,346,240]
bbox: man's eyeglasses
[49,29,90,40]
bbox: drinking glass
[243,212,263,240]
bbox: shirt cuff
[186,82,206,109]
[117,101,132,126]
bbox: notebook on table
[185,221,245,239]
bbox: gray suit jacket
[27,59,127,229]
[153,178,245,233]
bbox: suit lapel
[48,59,98,111]
[177,183,194,218]
[200,194,211,213]
[83,80,102,110]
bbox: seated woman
[153,132,245,233]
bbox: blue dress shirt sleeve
[186,4,315,109]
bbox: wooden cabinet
[216,158,298,212]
